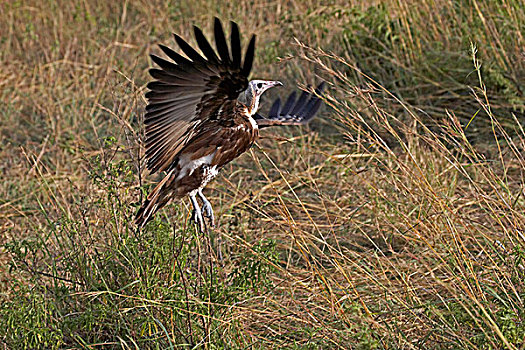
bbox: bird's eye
[256,83,263,89]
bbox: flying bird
[136,18,324,232]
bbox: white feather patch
[202,165,219,186]
[176,151,216,181]
[248,115,258,130]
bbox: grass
[1,0,524,348]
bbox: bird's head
[238,80,282,116]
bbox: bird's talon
[201,203,215,227]
[191,209,206,233]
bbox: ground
[1,0,524,348]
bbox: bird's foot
[201,201,215,227]
[197,190,215,228]
[191,208,206,233]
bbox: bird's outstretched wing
[254,82,325,128]
[145,18,255,173]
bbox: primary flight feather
[136,18,324,231]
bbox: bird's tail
[135,170,177,229]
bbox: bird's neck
[233,101,259,134]
[238,89,260,116]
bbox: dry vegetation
[1,0,525,348]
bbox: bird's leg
[197,189,215,227]
[198,189,222,261]
[189,192,205,233]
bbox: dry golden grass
[1,0,524,348]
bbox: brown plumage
[136,18,325,231]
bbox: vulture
[136,18,324,232]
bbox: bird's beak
[262,81,282,92]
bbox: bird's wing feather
[144,18,255,173]
[254,83,325,128]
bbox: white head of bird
[239,80,282,116]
